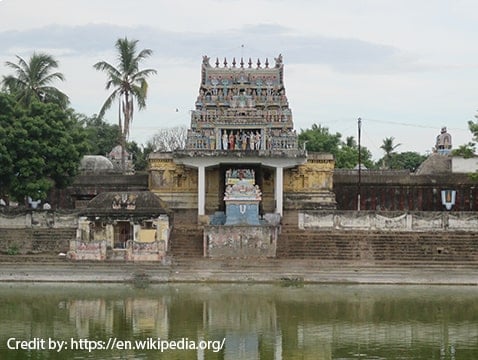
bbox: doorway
[114,221,132,248]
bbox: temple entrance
[218,164,264,214]
[114,221,132,249]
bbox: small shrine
[69,191,171,262]
[223,168,262,225]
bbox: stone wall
[204,225,279,258]
[0,209,78,254]
[333,170,478,211]
[298,210,478,232]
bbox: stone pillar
[198,165,206,216]
[275,166,283,216]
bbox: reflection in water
[0,283,477,359]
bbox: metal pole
[358,117,362,211]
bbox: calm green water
[0,283,477,359]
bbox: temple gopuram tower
[149,55,336,224]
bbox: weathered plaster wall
[298,210,478,232]
[69,239,167,261]
[452,156,478,173]
[0,210,78,228]
[204,225,278,258]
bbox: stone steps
[169,225,204,258]
[277,229,478,262]
[0,228,76,254]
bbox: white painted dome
[79,155,114,173]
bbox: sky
[1,0,478,160]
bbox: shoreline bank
[0,259,477,285]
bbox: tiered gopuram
[149,55,336,222]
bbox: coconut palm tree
[380,136,401,168]
[94,37,157,172]
[2,52,69,108]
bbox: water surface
[0,283,477,359]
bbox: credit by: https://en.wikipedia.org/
[6,337,226,353]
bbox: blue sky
[1,0,477,159]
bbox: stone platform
[1,257,478,285]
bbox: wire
[363,117,468,132]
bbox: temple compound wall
[334,170,478,211]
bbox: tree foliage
[452,142,476,159]
[385,151,427,171]
[94,37,157,171]
[2,52,69,108]
[79,114,121,156]
[298,124,373,169]
[468,115,478,142]
[127,141,154,172]
[298,124,341,154]
[0,94,88,202]
[380,136,401,169]
[336,141,374,169]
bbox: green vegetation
[299,124,427,170]
[379,136,401,169]
[6,243,19,256]
[0,93,88,202]
[94,37,157,172]
[384,151,427,171]
[2,52,69,109]
[0,43,157,203]
[298,124,374,169]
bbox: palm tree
[93,37,157,172]
[2,52,69,108]
[380,136,401,169]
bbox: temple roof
[415,154,451,175]
[200,54,284,88]
[81,191,170,216]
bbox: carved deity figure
[249,131,255,150]
[241,131,248,150]
[436,126,452,151]
[229,131,235,150]
[255,131,261,150]
[222,130,228,150]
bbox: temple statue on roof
[435,127,452,155]
[149,55,336,224]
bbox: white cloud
[1,0,477,160]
